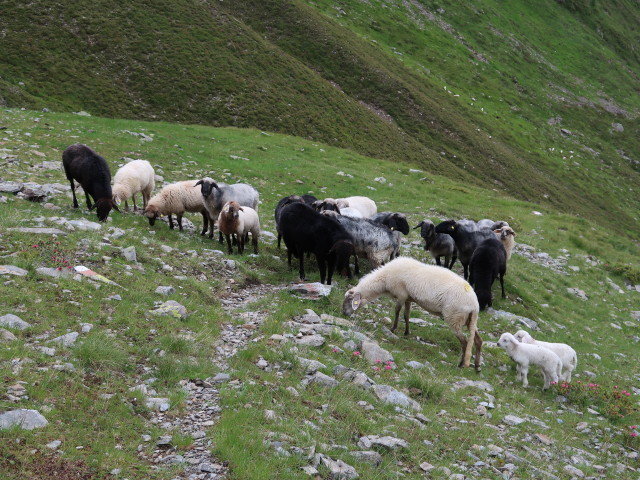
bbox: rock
[351,450,382,466]
[298,357,327,373]
[46,440,62,450]
[420,462,436,472]
[156,435,172,447]
[289,282,332,299]
[0,409,48,430]
[149,300,187,320]
[0,265,28,276]
[48,332,79,347]
[317,454,358,479]
[0,329,18,341]
[490,310,539,331]
[320,313,354,328]
[122,246,137,262]
[563,465,584,478]
[0,314,31,330]
[451,380,493,392]
[357,435,408,450]
[67,219,102,231]
[503,415,526,426]
[534,433,553,445]
[145,398,170,411]
[301,465,319,475]
[567,288,588,300]
[361,340,393,365]
[36,267,72,278]
[306,372,338,388]
[295,334,325,347]
[0,181,24,193]
[212,373,231,383]
[372,384,420,411]
[7,227,67,235]
[155,286,175,296]
[611,122,624,132]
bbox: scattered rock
[7,227,67,235]
[289,282,332,299]
[451,380,493,392]
[304,372,338,388]
[351,450,382,466]
[295,334,325,347]
[0,265,28,276]
[0,329,18,341]
[67,219,102,231]
[357,435,408,450]
[0,409,48,430]
[503,415,526,426]
[317,454,358,479]
[361,340,393,365]
[0,314,31,330]
[48,332,79,347]
[123,246,137,262]
[155,286,175,296]
[567,288,588,300]
[372,384,420,411]
[149,300,188,320]
[36,267,72,278]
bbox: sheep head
[435,219,458,235]
[90,197,118,221]
[143,204,160,225]
[388,213,410,234]
[330,239,355,278]
[195,178,219,199]
[342,288,366,316]
[497,332,518,352]
[513,330,534,343]
[222,201,243,218]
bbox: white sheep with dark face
[498,332,562,390]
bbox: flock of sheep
[61,143,577,389]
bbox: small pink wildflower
[550,381,557,385]
[632,432,638,438]
[332,348,338,353]
[385,365,392,370]
[32,244,37,248]
[631,426,637,430]
[373,367,379,372]
[353,351,360,356]
[375,359,381,364]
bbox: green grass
[0,107,638,478]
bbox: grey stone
[155,286,175,296]
[46,440,62,449]
[1,329,18,341]
[0,181,23,193]
[307,372,338,388]
[563,465,585,478]
[36,267,72,278]
[372,384,420,411]
[318,454,359,479]
[567,288,588,300]
[295,334,325,347]
[212,373,231,383]
[289,282,332,299]
[357,435,408,450]
[361,340,393,365]
[145,398,170,410]
[7,227,67,235]
[0,409,48,430]
[0,265,28,276]
[123,246,137,262]
[451,380,493,392]
[49,332,78,347]
[67,219,102,231]
[149,300,188,320]
[0,314,31,330]
[156,435,173,447]
[298,357,327,373]
[490,310,539,330]
[503,414,526,426]
[351,450,382,466]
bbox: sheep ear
[112,203,121,213]
[239,207,244,211]
[89,203,97,211]
[335,206,341,215]
[212,182,220,190]
[351,292,362,311]
[195,180,203,186]
[494,229,501,234]
[413,222,423,230]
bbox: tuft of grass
[73,332,130,373]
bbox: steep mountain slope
[0,0,638,233]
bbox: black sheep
[435,219,495,280]
[279,202,355,285]
[274,194,317,249]
[468,236,507,310]
[62,144,118,222]
[414,219,458,269]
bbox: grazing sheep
[468,236,507,310]
[313,198,341,213]
[62,144,119,222]
[279,202,356,285]
[414,219,458,269]
[112,159,155,212]
[369,212,410,259]
[334,215,398,273]
[195,178,259,240]
[217,201,260,254]
[336,196,377,218]
[342,257,482,371]
[143,181,210,235]
[497,332,562,390]
[513,330,577,382]
[435,219,496,280]
[494,225,516,261]
[275,195,306,249]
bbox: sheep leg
[131,194,137,212]
[435,257,442,267]
[473,331,483,372]
[449,254,457,270]
[225,234,233,254]
[452,320,471,368]
[521,365,529,387]
[463,263,469,281]
[403,299,411,336]
[69,178,79,208]
[218,231,224,244]
[317,256,327,284]
[277,233,282,250]
[500,272,506,298]
[252,235,258,254]
[85,192,93,210]
[238,235,245,254]
[354,254,360,276]
[200,212,209,236]
[298,247,306,281]
[177,214,184,231]
[391,302,402,332]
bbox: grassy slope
[0,0,638,233]
[0,109,639,479]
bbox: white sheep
[112,159,155,212]
[342,257,482,371]
[217,201,260,254]
[513,330,577,382]
[336,196,377,218]
[494,225,516,261]
[143,180,211,235]
[497,332,562,390]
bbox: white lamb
[336,196,377,218]
[143,180,211,236]
[513,330,577,382]
[217,201,260,254]
[342,257,482,371]
[497,332,562,390]
[112,159,155,212]
[494,225,516,261]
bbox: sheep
[497,332,562,390]
[62,143,119,222]
[279,202,355,285]
[494,225,516,261]
[143,181,211,235]
[217,201,260,254]
[369,212,410,259]
[342,257,482,371]
[435,219,496,280]
[111,159,155,212]
[468,236,507,310]
[414,219,458,269]
[334,215,398,274]
[275,195,305,249]
[313,198,341,213]
[195,178,259,240]
[336,196,377,218]
[513,330,577,382]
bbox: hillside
[1,0,639,234]
[0,109,639,479]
